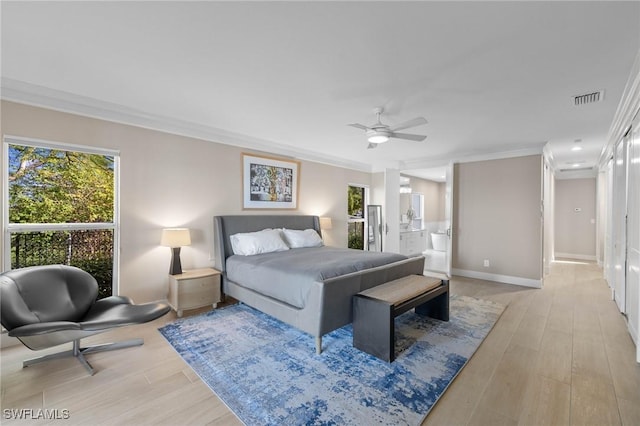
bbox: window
[3,137,120,298]
[347,185,367,250]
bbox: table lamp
[320,217,333,230]
[161,228,191,275]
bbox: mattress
[225,246,407,309]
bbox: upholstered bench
[352,275,449,362]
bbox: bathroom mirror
[400,193,424,230]
[367,205,383,251]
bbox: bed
[213,215,425,354]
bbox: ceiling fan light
[367,134,389,143]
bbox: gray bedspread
[225,246,407,309]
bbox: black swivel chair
[0,265,171,375]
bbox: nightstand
[168,268,221,317]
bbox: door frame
[612,136,629,313]
[444,162,454,277]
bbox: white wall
[370,172,385,206]
[554,178,597,260]
[0,101,371,303]
[542,156,555,276]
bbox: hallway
[425,260,640,425]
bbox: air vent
[573,90,604,106]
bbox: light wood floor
[1,261,638,425]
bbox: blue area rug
[159,295,504,425]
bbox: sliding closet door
[604,158,615,288]
[612,137,629,313]
[627,113,640,358]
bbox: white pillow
[282,228,324,249]
[230,229,290,256]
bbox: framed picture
[242,153,300,209]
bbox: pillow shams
[230,229,289,256]
[282,228,323,248]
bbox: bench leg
[415,290,449,321]
[353,297,395,362]
[315,336,322,354]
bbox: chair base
[23,338,144,375]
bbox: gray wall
[453,155,542,282]
[554,177,596,259]
[1,101,371,303]
[1,101,547,295]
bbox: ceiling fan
[348,107,427,149]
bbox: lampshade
[161,228,191,247]
[319,217,333,230]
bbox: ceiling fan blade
[367,143,378,149]
[389,117,427,132]
[348,123,369,130]
[390,132,427,142]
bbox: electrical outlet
[483,259,490,267]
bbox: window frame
[347,183,369,250]
[2,135,121,295]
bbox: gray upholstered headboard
[213,215,321,272]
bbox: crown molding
[1,78,372,173]
[542,142,557,173]
[554,169,598,180]
[1,78,554,175]
[600,48,640,169]
[399,143,545,171]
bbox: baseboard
[423,270,449,281]
[628,319,638,349]
[555,252,597,261]
[452,268,542,288]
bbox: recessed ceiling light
[571,146,583,151]
[572,163,581,167]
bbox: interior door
[613,137,628,313]
[366,205,383,251]
[605,158,614,289]
[383,169,400,253]
[444,162,454,277]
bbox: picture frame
[242,153,300,209]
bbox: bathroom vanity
[399,229,427,256]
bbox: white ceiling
[2,1,639,177]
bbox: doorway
[399,164,454,278]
